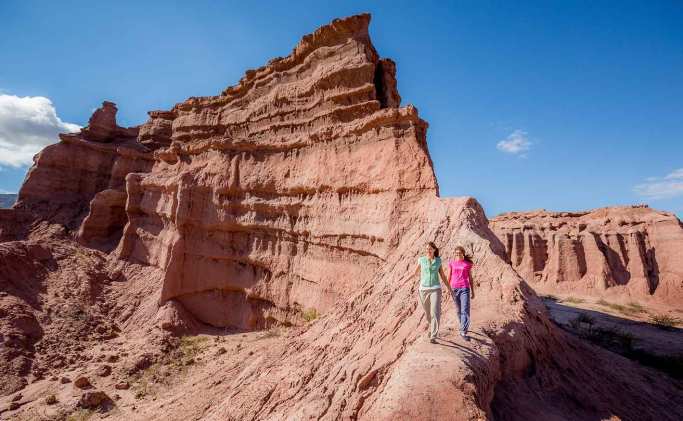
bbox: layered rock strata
[112,14,437,329]
[490,206,683,305]
[16,102,153,248]
[11,15,438,330]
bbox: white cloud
[664,168,683,180]
[634,168,683,200]
[0,94,81,167]
[497,129,532,156]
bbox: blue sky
[1,0,682,217]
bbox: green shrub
[179,335,209,360]
[260,327,281,339]
[569,312,595,330]
[563,297,585,304]
[302,308,318,322]
[626,302,645,313]
[649,314,680,329]
[592,326,635,351]
[596,299,640,316]
[66,409,94,421]
[565,309,681,379]
[577,313,595,324]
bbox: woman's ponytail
[428,242,440,258]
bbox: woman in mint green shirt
[413,242,449,343]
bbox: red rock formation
[13,14,439,330]
[0,208,34,241]
[1,13,682,421]
[112,14,437,329]
[80,101,138,143]
[0,242,47,395]
[138,110,175,149]
[490,206,683,305]
[16,101,154,247]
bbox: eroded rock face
[0,242,47,396]
[138,110,176,149]
[490,205,683,305]
[16,102,154,247]
[113,13,437,329]
[13,14,438,331]
[81,101,138,143]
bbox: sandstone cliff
[114,14,438,329]
[14,14,438,331]
[490,206,683,306]
[1,14,681,421]
[16,101,153,247]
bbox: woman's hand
[439,266,449,288]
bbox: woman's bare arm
[469,272,475,299]
[439,266,449,288]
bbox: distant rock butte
[490,205,683,305]
[0,194,17,209]
[2,13,681,420]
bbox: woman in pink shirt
[447,246,475,341]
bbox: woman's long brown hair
[454,246,473,263]
[427,242,440,258]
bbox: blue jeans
[451,288,470,334]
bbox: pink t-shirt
[448,259,472,289]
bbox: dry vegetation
[563,297,585,304]
[302,307,319,322]
[649,313,681,329]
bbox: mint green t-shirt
[418,256,442,290]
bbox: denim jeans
[451,288,470,334]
